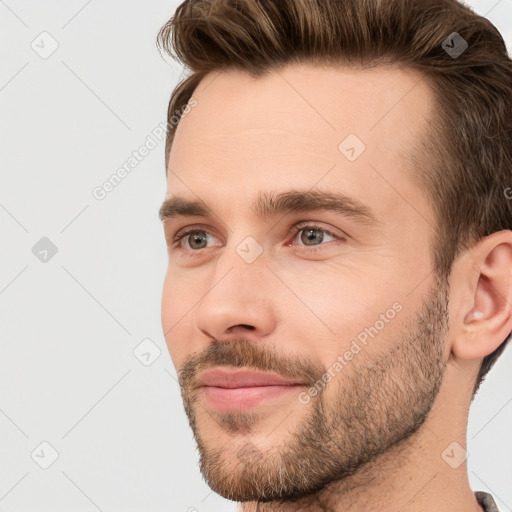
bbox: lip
[197,368,305,388]
[196,368,306,412]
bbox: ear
[449,230,512,360]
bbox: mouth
[196,368,307,411]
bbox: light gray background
[1,1,511,511]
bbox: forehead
[166,63,435,230]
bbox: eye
[288,223,343,251]
[172,226,220,251]
[171,223,344,253]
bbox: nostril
[230,324,255,331]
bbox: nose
[193,247,277,343]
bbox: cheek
[278,261,384,332]
[279,262,404,364]
[161,270,200,368]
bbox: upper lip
[197,368,306,388]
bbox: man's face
[161,63,451,502]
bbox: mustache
[178,339,325,390]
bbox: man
[157,0,512,510]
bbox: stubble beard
[178,276,449,504]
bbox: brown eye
[300,227,327,246]
[185,231,209,250]
[290,224,342,249]
[173,229,215,250]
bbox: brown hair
[157,0,512,396]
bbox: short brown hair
[157,0,512,396]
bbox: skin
[160,63,512,512]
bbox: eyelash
[171,223,344,254]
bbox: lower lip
[201,385,304,412]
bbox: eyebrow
[159,189,380,227]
